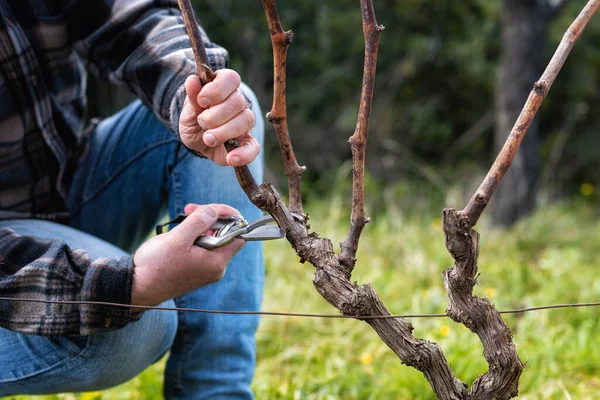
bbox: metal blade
[239,225,285,241]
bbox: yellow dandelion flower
[360,352,374,365]
[80,393,102,400]
[440,325,451,337]
[485,287,496,299]
[581,183,594,196]
[279,382,289,394]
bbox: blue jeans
[0,83,265,399]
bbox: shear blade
[239,225,285,241]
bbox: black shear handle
[155,214,188,236]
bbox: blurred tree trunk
[492,0,567,226]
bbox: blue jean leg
[68,83,265,399]
[164,141,264,400]
[0,220,177,396]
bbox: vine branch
[339,0,383,267]
[258,184,468,400]
[440,2,600,398]
[176,0,214,84]
[462,0,600,226]
[261,0,306,215]
[443,211,524,399]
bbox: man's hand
[179,70,260,167]
[131,203,245,308]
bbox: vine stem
[441,3,600,398]
[462,0,600,226]
[261,0,306,215]
[176,0,214,84]
[339,0,383,267]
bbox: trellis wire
[1,296,599,320]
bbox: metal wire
[1,296,599,320]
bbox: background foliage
[190,0,599,199]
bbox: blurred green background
[16,0,600,398]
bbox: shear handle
[195,216,285,249]
[194,230,242,250]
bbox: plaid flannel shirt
[0,0,228,336]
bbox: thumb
[171,205,218,244]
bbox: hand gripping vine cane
[176,0,262,200]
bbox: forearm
[0,228,137,336]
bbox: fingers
[183,203,246,280]
[184,75,204,112]
[183,203,245,258]
[179,75,206,144]
[197,90,248,131]
[201,108,255,148]
[187,237,245,283]
[184,203,241,217]
[179,69,261,166]
[132,202,249,306]
[225,133,261,167]
[210,237,245,260]
[171,205,218,244]
[197,69,241,108]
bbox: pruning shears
[156,214,291,250]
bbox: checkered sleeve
[0,228,137,336]
[62,0,229,136]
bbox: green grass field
[9,188,600,399]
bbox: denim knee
[0,302,177,396]
[79,304,178,391]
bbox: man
[0,1,264,399]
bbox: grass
[9,185,600,399]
